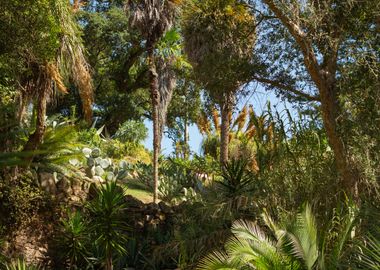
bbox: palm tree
[15,0,93,164]
[182,0,256,165]
[126,0,180,203]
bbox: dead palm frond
[127,0,180,47]
[54,0,93,123]
[156,56,177,142]
[197,110,211,135]
[212,108,220,131]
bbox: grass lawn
[123,179,153,203]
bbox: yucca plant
[4,259,40,270]
[58,210,90,269]
[87,181,128,270]
[217,159,255,198]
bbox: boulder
[124,195,145,210]
[56,177,71,195]
[38,172,57,195]
[158,201,173,214]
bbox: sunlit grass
[122,179,153,203]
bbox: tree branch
[252,75,321,102]
[262,0,321,85]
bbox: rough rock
[56,177,71,194]
[38,172,57,195]
[158,201,173,214]
[124,195,146,210]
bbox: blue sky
[143,84,295,155]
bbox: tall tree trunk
[23,75,50,155]
[73,0,80,12]
[148,48,160,204]
[220,95,232,165]
[262,0,359,198]
[184,117,189,159]
[318,72,358,196]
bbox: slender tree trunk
[73,0,80,12]
[105,251,112,270]
[148,48,160,204]
[220,95,232,165]
[184,117,189,159]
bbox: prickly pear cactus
[81,147,132,182]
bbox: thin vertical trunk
[184,117,189,159]
[148,48,160,204]
[105,252,112,270]
[220,98,231,165]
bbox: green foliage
[0,173,47,229]
[80,147,130,182]
[217,159,255,198]
[158,158,203,203]
[134,162,154,189]
[57,211,90,269]
[0,0,61,63]
[359,234,380,269]
[158,178,201,204]
[0,117,82,170]
[87,181,129,268]
[4,258,41,270]
[197,204,360,270]
[113,120,148,144]
[182,0,256,98]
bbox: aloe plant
[217,159,255,198]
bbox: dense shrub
[0,173,47,230]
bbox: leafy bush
[113,120,148,144]
[0,173,47,229]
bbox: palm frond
[359,234,380,269]
[197,250,239,270]
[54,0,93,123]
[284,205,318,270]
